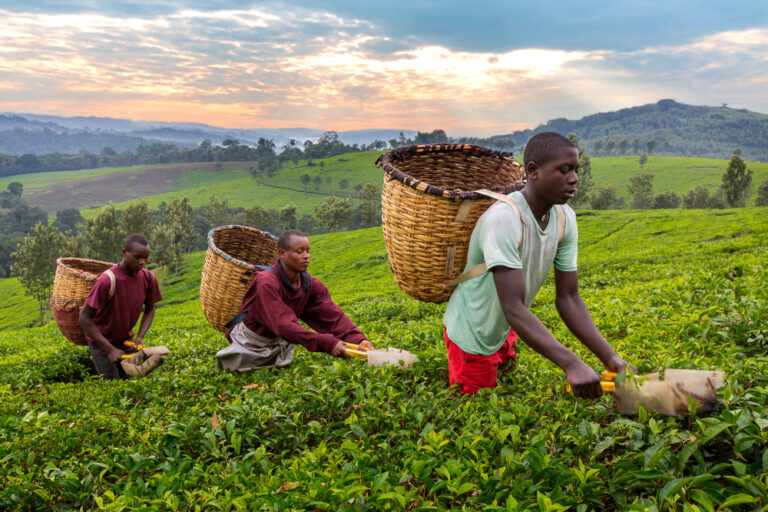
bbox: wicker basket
[377,144,525,303]
[200,225,278,332]
[51,257,115,345]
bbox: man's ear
[525,161,539,179]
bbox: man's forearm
[81,318,119,354]
[504,304,583,371]
[134,307,156,341]
[556,295,617,365]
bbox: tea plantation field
[1,208,768,510]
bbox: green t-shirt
[443,191,578,355]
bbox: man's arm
[492,266,604,398]
[79,304,125,363]
[132,302,156,346]
[554,269,632,374]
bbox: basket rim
[56,257,115,279]
[376,143,525,201]
[206,224,278,270]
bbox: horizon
[1,1,766,137]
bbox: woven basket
[200,225,278,332]
[377,144,525,303]
[51,257,115,345]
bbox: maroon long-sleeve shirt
[236,261,366,354]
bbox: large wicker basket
[51,257,115,345]
[377,144,525,303]
[200,225,278,332]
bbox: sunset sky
[1,1,766,136]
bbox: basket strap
[555,204,565,243]
[104,269,116,301]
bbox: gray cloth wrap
[216,321,295,371]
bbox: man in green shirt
[444,132,632,396]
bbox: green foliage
[85,203,123,262]
[638,153,647,168]
[120,200,152,239]
[53,208,85,234]
[161,198,195,270]
[756,180,768,207]
[591,187,623,210]
[628,173,654,209]
[279,203,298,230]
[10,222,63,326]
[359,183,380,228]
[315,197,351,232]
[243,204,272,231]
[202,195,229,230]
[567,134,593,208]
[721,152,754,208]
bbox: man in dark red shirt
[80,233,163,379]
[217,229,373,371]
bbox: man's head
[122,233,150,275]
[523,132,580,205]
[277,229,310,274]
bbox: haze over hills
[2,99,767,161]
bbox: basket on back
[377,144,525,303]
[51,257,115,345]
[200,225,278,332]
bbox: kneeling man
[217,229,373,371]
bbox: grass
[1,207,768,509]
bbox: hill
[494,99,768,161]
[1,209,767,509]
[1,153,767,217]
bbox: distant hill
[0,113,416,155]
[492,99,768,161]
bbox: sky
[0,1,766,137]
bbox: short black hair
[523,132,576,168]
[277,229,306,250]
[124,233,149,249]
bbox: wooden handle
[566,381,615,393]
[346,348,368,358]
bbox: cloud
[0,6,766,136]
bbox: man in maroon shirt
[216,229,373,371]
[80,233,163,379]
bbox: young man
[216,229,374,371]
[443,132,632,397]
[80,233,163,379]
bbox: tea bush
[1,208,767,510]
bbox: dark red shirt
[239,261,366,354]
[84,265,162,347]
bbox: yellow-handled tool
[344,342,370,357]
[566,371,617,393]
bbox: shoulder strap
[555,204,566,243]
[104,269,116,301]
[256,265,276,274]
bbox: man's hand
[358,340,374,351]
[565,360,603,399]
[604,355,637,375]
[331,341,349,358]
[108,347,126,363]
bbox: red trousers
[444,326,518,394]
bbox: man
[80,233,163,379]
[443,132,633,397]
[217,229,373,371]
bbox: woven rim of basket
[206,224,278,269]
[376,144,524,201]
[56,257,114,279]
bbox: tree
[339,179,349,190]
[61,230,86,258]
[755,180,768,207]
[315,197,351,232]
[121,200,152,239]
[300,174,311,189]
[591,187,622,210]
[567,134,593,208]
[244,204,271,230]
[638,153,647,168]
[313,175,322,190]
[618,139,628,156]
[628,173,654,209]
[7,181,23,197]
[652,191,681,209]
[604,140,615,156]
[11,222,63,325]
[359,183,379,228]
[53,208,85,234]
[632,138,640,155]
[683,187,711,209]
[279,203,298,230]
[203,195,229,229]
[721,151,753,207]
[86,204,124,262]
[646,140,656,154]
[162,197,195,270]
[592,140,602,156]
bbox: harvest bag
[200,225,278,332]
[51,257,115,345]
[377,144,525,303]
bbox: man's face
[279,235,310,274]
[123,242,150,275]
[529,146,580,204]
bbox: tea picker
[568,369,725,417]
[344,343,419,369]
